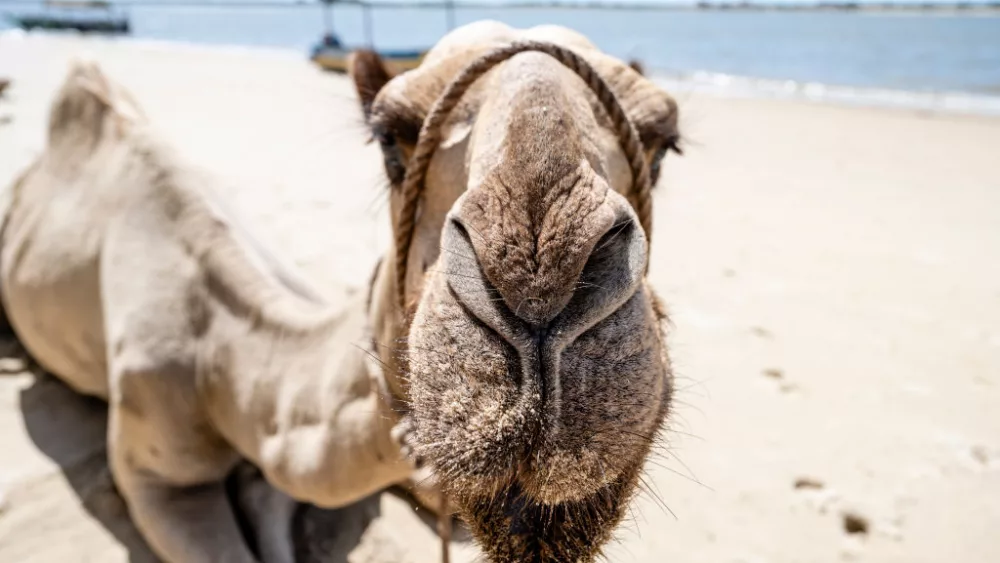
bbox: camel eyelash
[371,125,406,185]
[649,146,667,185]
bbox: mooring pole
[445,0,455,32]
[322,0,333,37]
[363,1,373,48]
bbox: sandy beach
[1,31,998,563]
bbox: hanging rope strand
[394,40,653,314]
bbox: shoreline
[5,29,1000,118]
[3,0,1000,12]
[6,28,1000,118]
[653,70,1000,118]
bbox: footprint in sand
[794,477,904,551]
[792,480,870,561]
[793,477,824,490]
[968,444,1000,471]
[763,367,799,394]
[793,477,839,513]
[837,509,875,561]
[841,511,869,536]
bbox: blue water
[3,2,1000,98]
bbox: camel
[0,60,425,563]
[349,21,681,562]
[0,20,681,563]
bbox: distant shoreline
[5,29,998,117]
[360,1,1000,14]
[653,69,1000,117]
[1,0,1000,15]
[3,2,998,113]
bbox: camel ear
[349,49,393,121]
[628,59,645,76]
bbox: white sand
[1,32,998,563]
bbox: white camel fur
[0,60,422,563]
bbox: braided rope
[394,40,653,312]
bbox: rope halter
[393,40,654,313]
[387,40,657,563]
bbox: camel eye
[375,130,395,148]
[649,146,668,185]
[374,129,405,185]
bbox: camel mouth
[406,222,673,511]
[455,458,647,562]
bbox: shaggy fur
[352,21,680,562]
[0,61,429,563]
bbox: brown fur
[349,50,392,121]
[353,21,680,562]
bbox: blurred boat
[5,0,129,34]
[310,0,435,73]
[310,33,426,73]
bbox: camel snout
[441,189,648,368]
[448,181,645,331]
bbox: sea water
[2,1,999,114]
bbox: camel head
[352,21,680,562]
[48,59,146,151]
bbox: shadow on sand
[10,336,465,562]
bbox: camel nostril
[444,191,647,333]
[590,220,635,262]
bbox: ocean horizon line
[3,0,1000,11]
[5,28,999,117]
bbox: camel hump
[47,58,147,152]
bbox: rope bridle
[393,40,654,314]
[391,40,656,563]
